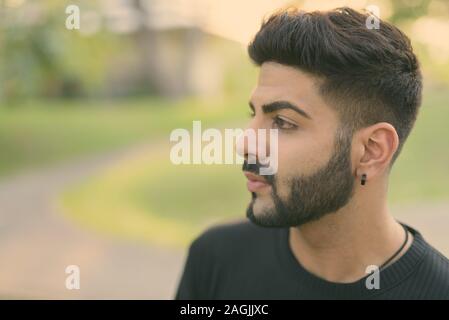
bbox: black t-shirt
[175,220,449,299]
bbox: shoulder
[423,245,449,278]
[177,220,279,299]
[414,239,449,299]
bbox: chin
[246,199,278,226]
[252,195,274,211]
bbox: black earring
[361,174,367,186]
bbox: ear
[353,122,399,182]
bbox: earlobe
[360,173,367,186]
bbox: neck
[289,180,412,283]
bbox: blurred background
[0,0,448,299]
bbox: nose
[236,119,271,165]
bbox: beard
[243,129,355,228]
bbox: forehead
[250,62,333,119]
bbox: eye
[272,116,297,130]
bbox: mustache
[242,160,275,185]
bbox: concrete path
[0,146,186,299]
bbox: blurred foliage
[389,0,431,23]
[0,0,123,103]
[1,0,449,103]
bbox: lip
[244,172,271,192]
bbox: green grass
[60,146,248,247]
[0,95,248,177]
[388,91,449,203]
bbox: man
[175,7,449,299]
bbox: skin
[244,61,413,283]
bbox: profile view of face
[243,62,356,228]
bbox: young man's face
[243,62,356,227]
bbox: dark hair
[248,6,422,163]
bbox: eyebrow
[249,100,312,120]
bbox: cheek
[274,133,334,178]
[270,137,305,200]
